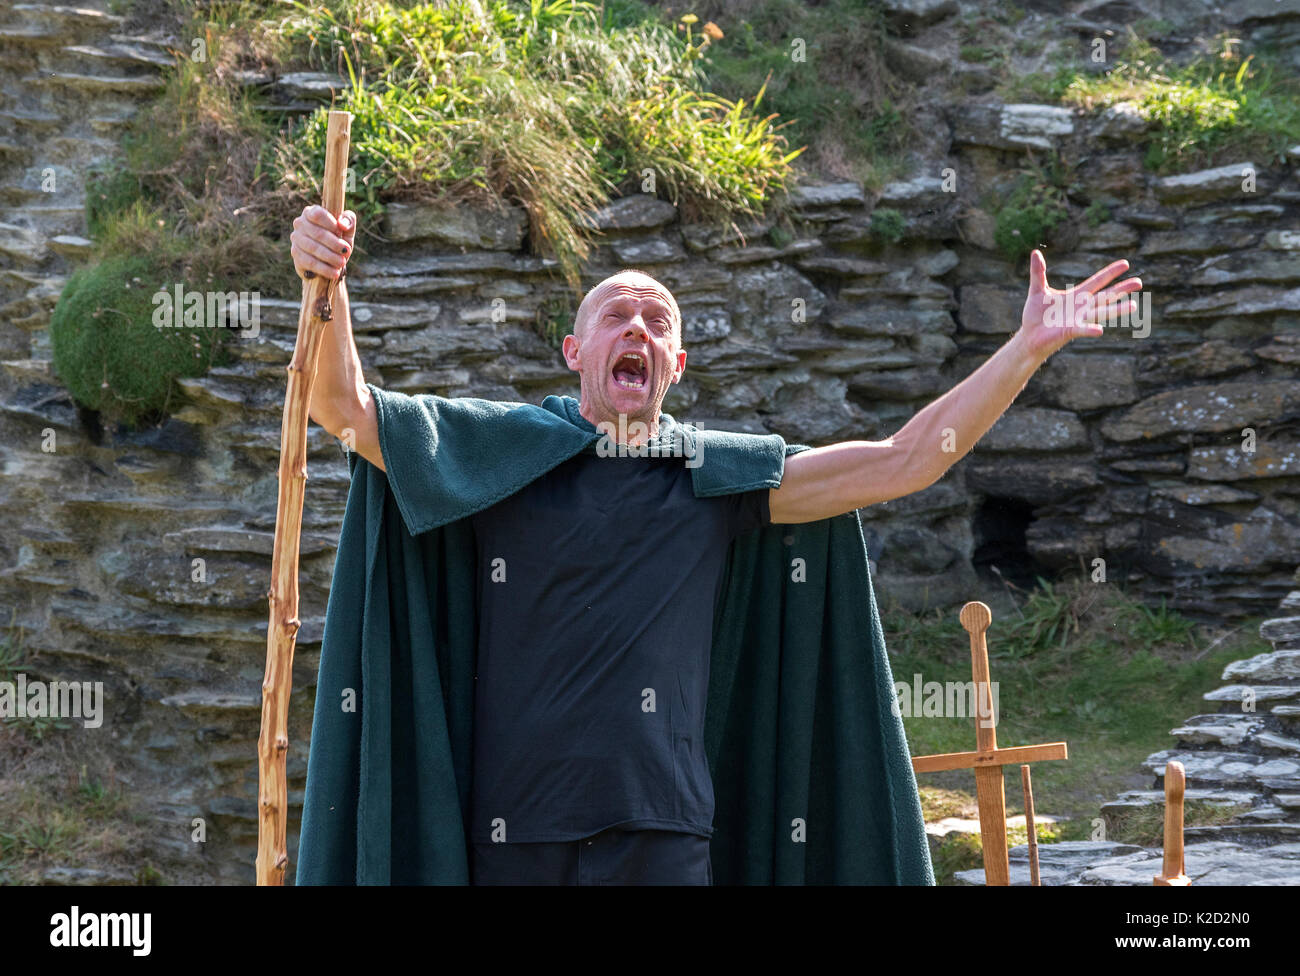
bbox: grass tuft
[1036,30,1300,173]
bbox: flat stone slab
[1170,714,1264,746]
[954,841,1142,886]
[1144,749,1300,790]
[1155,161,1259,202]
[956,841,1300,885]
[1081,841,1300,886]
[1102,788,1258,813]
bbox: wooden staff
[256,110,352,886]
[1154,760,1191,886]
[1021,764,1040,886]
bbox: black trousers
[470,827,712,885]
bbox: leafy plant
[1084,199,1112,227]
[10,715,74,743]
[1117,595,1198,646]
[993,163,1071,263]
[869,206,906,243]
[683,0,910,189]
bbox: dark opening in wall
[77,403,105,446]
[972,495,1050,593]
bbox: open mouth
[611,352,648,390]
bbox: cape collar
[540,394,690,450]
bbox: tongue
[614,362,644,385]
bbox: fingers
[293,213,352,256]
[1078,298,1137,329]
[1094,276,1142,305]
[299,204,342,231]
[293,205,354,280]
[1080,276,1141,319]
[294,231,346,266]
[291,239,347,279]
[1077,258,1130,294]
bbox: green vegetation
[0,621,155,886]
[959,45,1000,65]
[1084,198,1112,227]
[869,206,906,243]
[1131,17,1176,38]
[1106,796,1249,848]
[50,252,233,428]
[262,0,801,286]
[991,160,1071,263]
[1000,30,1300,174]
[1058,32,1300,172]
[966,14,1298,175]
[533,294,574,353]
[887,574,1273,884]
[928,817,1062,884]
[64,0,816,425]
[0,621,74,742]
[0,770,151,886]
[659,0,911,191]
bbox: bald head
[574,270,681,342]
[561,268,688,441]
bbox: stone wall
[1,0,1298,883]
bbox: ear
[561,333,581,372]
[671,347,687,384]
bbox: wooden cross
[1154,759,1190,886]
[910,601,1068,886]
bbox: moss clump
[869,206,906,243]
[49,244,233,429]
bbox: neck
[578,396,659,445]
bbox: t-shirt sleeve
[726,486,771,539]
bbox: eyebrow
[602,297,671,318]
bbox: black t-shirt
[467,445,770,843]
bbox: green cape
[295,384,934,885]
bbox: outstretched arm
[768,251,1142,525]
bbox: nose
[623,319,648,342]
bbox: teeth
[613,352,647,389]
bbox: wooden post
[256,110,352,886]
[911,601,1068,886]
[1021,764,1040,886]
[1154,760,1191,886]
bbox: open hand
[1019,249,1143,361]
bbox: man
[289,204,1141,885]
